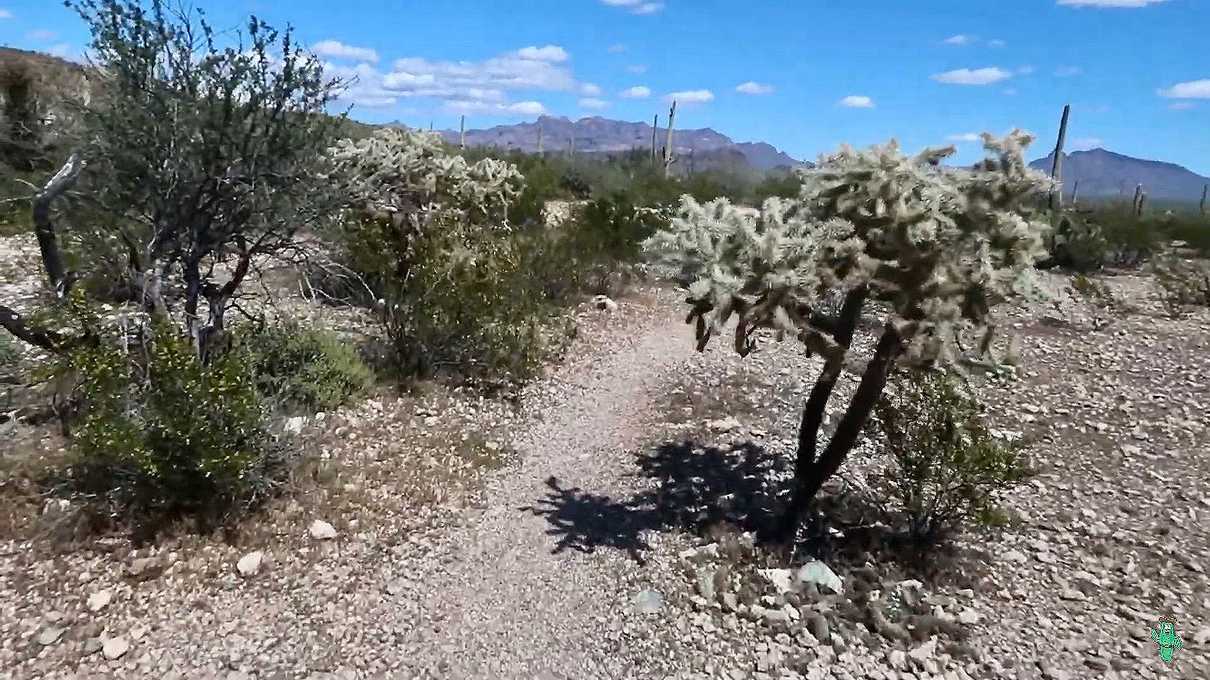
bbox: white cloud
[580,82,603,96]
[931,67,1013,85]
[620,85,652,99]
[1158,79,1210,99]
[1054,65,1083,77]
[47,43,72,59]
[27,29,57,41]
[665,89,714,104]
[579,97,610,110]
[1169,101,1196,110]
[839,95,874,108]
[1058,0,1168,6]
[516,45,570,63]
[947,133,981,143]
[607,44,627,54]
[736,81,774,95]
[312,40,380,64]
[601,0,665,14]
[445,99,547,116]
[943,34,974,45]
[626,64,648,74]
[988,39,1007,48]
[383,49,578,96]
[0,10,12,20]
[1070,137,1104,150]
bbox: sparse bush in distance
[1152,252,1210,314]
[237,322,373,414]
[869,371,1032,541]
[645,131,1052,540]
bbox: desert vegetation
[1,1,1209,679]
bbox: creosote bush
[66,316,286,528]
[236,322,373,414]
[869,371,1032,541]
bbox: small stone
[806,612,829,641]
[707,417,742,433]
[1084,657,1110,672]
[758,569,795,595]
[284,416,306,435]
[887,649,908,671]
[1003,549,1027,563]
[37,626,66,646]
[593,295,619,312]
[634,589,663,614]
[795,561,843,594]
[87,589,113,612]
[236,551,264,577]
[83,638,103,655]
[957,608,982,625]
[128,557,161,579]
[102,636,130,660]
[1059,588,1086,602]
[309,520,337,540]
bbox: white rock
[37,626,66,646]
[634,589,663,614]
[309,519,337,540]
[237,551,265,577]
[957,608,982,625]
[758,568,796,595]
[284,416,306,435]
[593,295,619,312]
[87,589,112,612]
[909,638,937,664]
[794,561,843,594]
[706,417,742,433]
[102,636,130,660]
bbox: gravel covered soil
[1,263,1209,680]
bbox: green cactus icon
[1150,621,1184,663]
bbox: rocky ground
[2,237,1209,678]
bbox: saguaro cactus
[1133,184,1143,215]
[459,115,466,150]
[1049,104,1070,210]
[651,114,659,165]
[1137,191,1147,216]
[1071,179,1080,208]
[1201,184,1207,216]
[663,101,677,178]
[537,125,543,154]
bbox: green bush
[869,371,1033,542]
[67,322,286,527]
[237,322,373,413]
[1046,214,1110,271]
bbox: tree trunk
[777,288,868,539]
[1048,104,1070,211]
[778,318,904,541]
[32,154,86,296]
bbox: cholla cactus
[329,127,524,231]
[644,131,1052,537]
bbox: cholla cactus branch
[644,130,1051,538]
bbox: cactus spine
[663,101,677,178]
[1048,104,1070,211]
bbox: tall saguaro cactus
[651,114,659,165]
[1071,179,1081,208]
[663,100,677,178]
[1133,184,1144,215]
[1048,104,1070,210]
[1201,184,1207,216]
[459,115,466,150]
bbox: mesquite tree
[644,131,1051,539]
[0,0,346,359]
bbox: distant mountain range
[414,115,805,172]
[1029,148,1209,203]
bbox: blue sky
[1,0,1207,174]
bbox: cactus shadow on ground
[526,438,990,583]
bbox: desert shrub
[237,322,372,413]
[65,319,286,527]
[1152,252,1210,314]
[329,127,556,384]
[869,371,1032,541]
[1045,214,1110,271]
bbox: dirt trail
[369,299,694,678]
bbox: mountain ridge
[402,115,805,171]
[1029,147,1209,203]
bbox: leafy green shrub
[67,321,286,527]
[237,322,372,413]
[1152,252,1210,314]
[869,371,1033,542]
[1046,214,1110,271]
